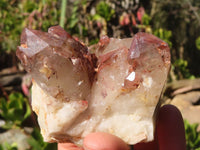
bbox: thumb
[83,132,130,150]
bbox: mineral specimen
[16,26,170,145]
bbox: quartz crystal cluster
[16,26,170,145]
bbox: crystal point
[16,27,170,145]
[16,26,96,102]
[20,28,49,57]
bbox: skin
[58,104,186,150]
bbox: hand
[58,104,186,150]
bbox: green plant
[66,0,88,37]
[28,128,57,150]
[0,0,25,53]
[96,1,115,22]
[69,1,79,29]
[196,36,200,50]
[89,38,99,45]
[142,13,151,26]
[151,0,200,78]
[0,0,60,53]
[174,59,195,79]
[0,92,31,129]
[0,92,57,150]
[0,142,18,150]
[153,28,172,48]
[67,1,79,31]
[184,120,200,150]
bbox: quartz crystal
[16,26,170,145]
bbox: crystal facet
[16,26,170,145]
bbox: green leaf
[0,98,8,117]
[0,142,18,150]
[194,135,200,147]
[89,38,99,45]
[9,92,23,101]
[7,108,19,121]
[31,128,46,146]
[184,120,200,149]
[196,36,200,50]
[44,143,57,150]
[0,92,31,128]
[93,14,102,21]
[0,145,3,150]
[28,128,57,150]
[27,137,43,150]
[24,98,31,120]
[96,1,115,21]
[142,13,151,25]
[69,18,79,28]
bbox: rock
[16,26,170,145]
[0,72,23,87]
[166,78,200,96]
[164,91,200,131]
[0,129,30,150]
[172,91,200,104]
[181,106,200,131]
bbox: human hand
[58,104,186,150]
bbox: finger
[83,132,130,150]
[157,104,186,150]
[58,143,83,150]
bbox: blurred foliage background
[0,0,200,149]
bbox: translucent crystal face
[16,26,170,145]
[17,26,96,101]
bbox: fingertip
[159,104,182,118]
[157,104,186,150]
[83,132,130,150]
